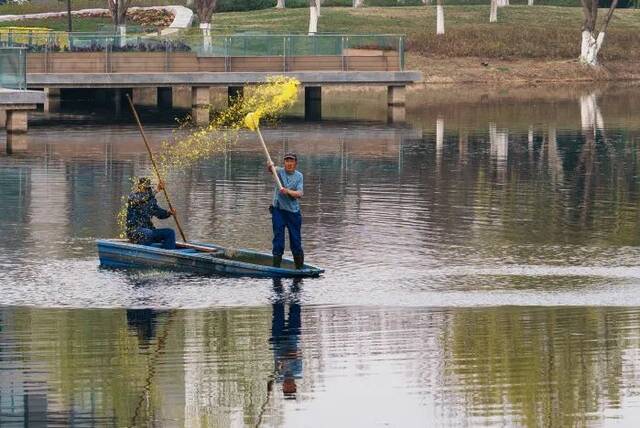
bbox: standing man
[126,177,177,250]
[268,153,304,269]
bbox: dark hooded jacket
[125,187,171,243]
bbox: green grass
[207,6,640,60]
[1,5,639,60]
[0,17,112,32]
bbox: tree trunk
[107,0,131,27]
[195,0,217,28]
[200,23,211,53]
[353,0,364,8]
[580,30,605,65]
[579,0,618,65]
[276,0,286,8]
[422,0,432,4]
[316,0,321,17]
[528,0,534,5]
[308,4,318,34]
[66,0,72,32]
[118,25,126,47]
[490,0,498,22]
[436,0,444,35]
[497,0,509,6]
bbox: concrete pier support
[132,87,157,107]
[6,110,28,133]
[0,109,5,128]
[173,86,192,109]
[228,86,244,106]
[158,87,172,109]
[192,86,210,126]
[114,89,124,115]
[6,133,28,153]
[387,85,406,123]
[44,87,61,112]
[304,86,321,121]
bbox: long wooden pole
[255,126,283,190]
[125,94,187,242]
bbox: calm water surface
[1,84,640,426]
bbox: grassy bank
[209,6,640,61]
[0,17,112,32]
[2,5,640,82]
[2,6,639,60]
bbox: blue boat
[97,239,324,278]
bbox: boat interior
[168,242,298,269]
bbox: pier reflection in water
[2,83,640,425]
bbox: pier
[29,71,419,124]
[2,33,422,127]
[0,48,45,134]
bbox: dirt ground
[406,54,640,85]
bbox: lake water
[1,83,640,426]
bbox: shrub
[216,0,276,12]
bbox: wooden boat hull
[96,239,324,278]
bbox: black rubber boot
[273,255,282,268]
[293,253,304,270]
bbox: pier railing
[0,32,405,73]
[0,47,26,90]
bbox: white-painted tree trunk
[528,126,534,152]
[316,0,321,17]
[497,0,509,6]
[276,0,285,8]
[200,22,211,53]
[118,24,126,47]
[308,5,318,34]
[528,0,533,5]
[579,30,605,66]
[436,2,445,35]
[422,0,431,4]
[490,0,498,23]
[353,0,364,8]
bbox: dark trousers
[137,227,176,250]
[272,207,303,257]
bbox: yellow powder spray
[117,76,301,238]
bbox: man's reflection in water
[269,278,303,399]
[126,308,164,346]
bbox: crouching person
[126,177,176,250]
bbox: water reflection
[2,85,640,306]
[2,305,640,426]
[2,83,640,424]
[270,279,303,399]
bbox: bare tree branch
[599,0,619,34]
